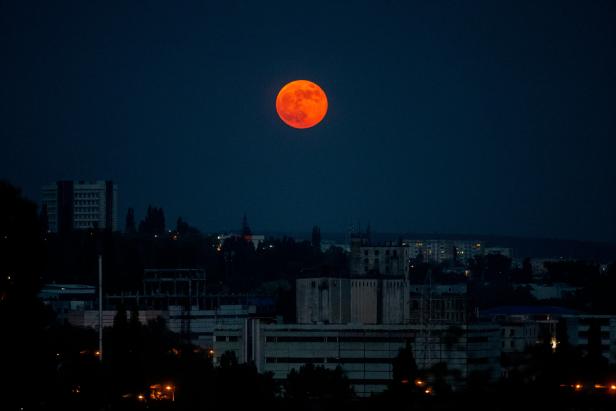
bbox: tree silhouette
[392,340,418,386]
[311,225,321,251]
[241,213,252,238]
[40,203,49,233]
[219,350,239,368]
[285,363,353,401]
[138,205,165,236]
[125,207,136,234]
[0,180,50,409]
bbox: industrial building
[212,321,502,396]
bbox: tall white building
[41,180,118,232]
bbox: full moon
[275,80,328,129]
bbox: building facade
[349,237,486,275]
[296,277,351,324]
[297,278,466,326]
[563,315,616,364]
[406,239,484,265]
[41,180,118,232]
[350,237,409,277]
[212,322,502,396]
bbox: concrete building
[296,277,412,325]
[41,180,118,233]
[563,315,616,364]
[350,278,379,324]
[66,309,165,329]
[297,277,466,326]
[351,278,412,325]
[39,283,97,322]
[296,277,350,324]
[406,239,484,265]
[167,304,257,348]
[478,306,573,361]
[409,284,468,325]
[350,237,409,277]
[381,279,411,324]
[212,322,502,396]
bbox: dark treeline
[42,206,348,296]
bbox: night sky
[1,1,615,242]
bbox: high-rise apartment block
[41,180,118,232]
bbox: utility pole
[98,254,103,362]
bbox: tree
[285,363,353,401]
[0,181,50,409]
[113,303,129,330]
[241,213,252,238]
[125,207,136,234]
[311,225,321,251]
[585,318,608,376]
[138,205,165,236]
[175,216,201,237]
[176,217,189,234]
[129,305,141,332]
[219,350,239,369]
[40,203,49,233]
[392,341,418,386]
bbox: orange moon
[275,80,328,129]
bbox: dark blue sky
[1,0,615,242]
